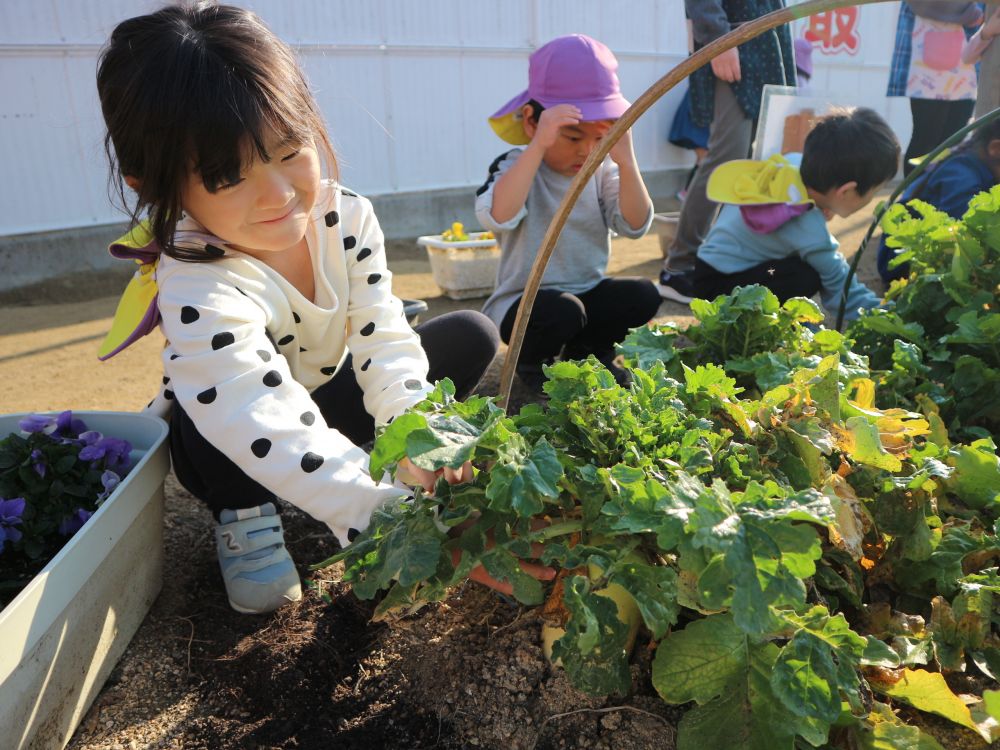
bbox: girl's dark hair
[97,2,337,261]
[799,107,900,196]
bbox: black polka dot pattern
[299,347,307,353]
[164,389,175,400]
[301,452,324,472]
[162,376,170,385]
[212,332,235,350]
[263,371,283,387]
[344,236,357,251]
[293,312,301,324]
[300,411,316,426]
[367,273,381,285]
[321,365,337,376]
[257,349,272,362]
[360,322,375,336]
[205,244,226,258]
[170,354,180,360]
[404,379,422,391]
[356,248,372,262]
[197,387,217,404]
[347,528,360,542]
[360,358,372,371]
[324,211,339,227]
[278,334,295,346]
[251,438,271,458]
[181,306,199,324]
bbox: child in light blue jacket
[688,108,900,321]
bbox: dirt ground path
[0,209,885,749]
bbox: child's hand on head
[532,103,581,150]
[608,127,635,167]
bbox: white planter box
[417,232,501,300]
[0,411,170,750]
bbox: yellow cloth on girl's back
[707,153,812,206]
[97,223,160,360]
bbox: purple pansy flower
[30,448,46,478]
[79,436,132,474]
[54,410,88,438]
[18,414,55,434]
[58,508,93,537]
[18,411,89,443]
[96,470,120,503]
[0,496,26,550]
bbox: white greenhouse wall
[0,0,909,238]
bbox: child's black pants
[498,277,661,366]
[690,256,822,303]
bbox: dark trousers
[904,98,974,177]
[498,277,661,367]
[169,310,500,517]
[691,256,822,302]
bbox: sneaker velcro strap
[215,514,286,560]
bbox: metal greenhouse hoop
[497,0,892,411]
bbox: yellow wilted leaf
[852,378,877,409]
[870,668,980,736]
[824,474,865,560]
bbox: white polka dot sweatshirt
[146,184,432,546]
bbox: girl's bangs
[189,79,315,192]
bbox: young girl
[96,3,500,614]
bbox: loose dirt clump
[383,586,677,750]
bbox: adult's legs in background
[664,81,754,274]
[904,98,975,176]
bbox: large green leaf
[550,575,631,695]
[484,436,562,517]
[652,615,748,705]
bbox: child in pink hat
[477,34,660,394]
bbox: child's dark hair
[800,108,900,195]
[972,117,1000,151]
[97,2,337,261]
[525,99,546,124]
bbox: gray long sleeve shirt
[475,149,652,327]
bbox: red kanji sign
[804,9,860,55]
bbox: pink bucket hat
[489,34,631,145]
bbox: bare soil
[4,209,941,750]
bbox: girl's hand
[532,104,581,150]
[608,127,635,168]
[397,457,473,494]
[711,47,741,82]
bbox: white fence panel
[0,0,910,238]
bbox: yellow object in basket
[441,222,470,242]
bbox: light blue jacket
[697,204,881,320]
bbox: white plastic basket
[417,232,501,300]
